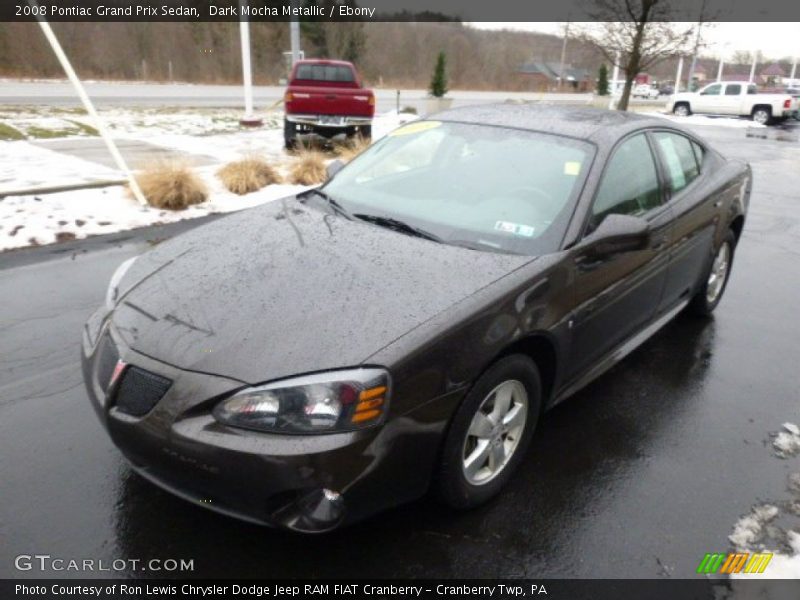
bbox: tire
[357,125,372,141]
[437,354,542,509]
[283,119,297,150]
[688,229,737,316]
[673,103,691,117]
[752,107,772,126]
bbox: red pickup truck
[283,59,375,149]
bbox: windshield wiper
[353,213,444,243]
[303,189,353,220]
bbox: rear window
[294,64,355,83]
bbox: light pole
[239,0,262,127]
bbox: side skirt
[551,299,690,406]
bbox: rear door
[651,130,717,312]
[564,132,673,380]
[717,83,744,115]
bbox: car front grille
[114,366,172,417]
[96,333,119,392]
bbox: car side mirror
[581,214,650,257]
[326,159,344,180]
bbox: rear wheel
[752,107,772,125]
[688,230,737,316]
[283,119,297,150]
[437,355,541,509]
[673,103,691,117]
[357,125,372,141]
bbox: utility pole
[608,51,620,110]
[675,56,684,93]
[239,0,261,126]
[716,57,724,82]
[749,52,758,84]
[557,20,570,92]
[791,56,797,82]
[290,0,301,68]
[686,25,703,91]
[27,0,147,206]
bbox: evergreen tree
[429,52,448,98]
[597,64,610,96]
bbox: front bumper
[81,313,457,532]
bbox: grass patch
[26,126,78,139]
[66,119,99,136]
[134,160,208,210]
[0,122,25,140]
[288,149,328,185]
[217,156,282,195]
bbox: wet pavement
[1,120,799,579]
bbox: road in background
[0,80,664,114]
[1,122,798,579]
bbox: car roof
[295,59,354,67]
[432,103,689,145]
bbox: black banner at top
[4,0,800,22]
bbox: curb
[0,178,126,199]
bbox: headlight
[213,368,390,434]
[105,256,137,309]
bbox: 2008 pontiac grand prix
[82,105,750,532]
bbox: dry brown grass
[288,149,328,185]
[217,156,282,195]
[133,160,208,210]
[334,136,372,163]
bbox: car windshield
[322,121,593,255]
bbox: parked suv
[283,59,375,149]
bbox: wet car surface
[1,121,798,578]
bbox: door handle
[651,235,668,250]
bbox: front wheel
[688,230,737,316]
[437,355,541,509]
[673,103,690,117]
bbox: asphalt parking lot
[1,119,799,579]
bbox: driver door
[694,83,724,113]
[563,132,673,381]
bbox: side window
[654,132,700,194]
[590,134,662,230]
[747,84,758,95]
[725,84,742,96]
[702,84,722,96]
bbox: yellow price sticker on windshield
[564,161,581,176]
[388,121,442,136]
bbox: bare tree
[579,0,695,111]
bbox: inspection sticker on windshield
[388,120,442,136]
[495,221,535,237]
[564,161,582,176]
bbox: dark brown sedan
[82,105,750,532]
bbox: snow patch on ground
[650,112,767,129]
[0,141,122,194]
[729,505,780,549]
[1,110,417,251]
[773,423,800,458]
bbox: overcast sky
[471,22,800,60]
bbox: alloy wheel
[706,242,731,304]
[461,380,528,486]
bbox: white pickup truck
[666,81,797,125]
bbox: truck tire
[673,103,691,117]
[357,125,372,141]
[751,106,772,126]
[284,119,297,150]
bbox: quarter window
[654,132,700,194]
[590,134,662,230]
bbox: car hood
[112,197,532,384]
